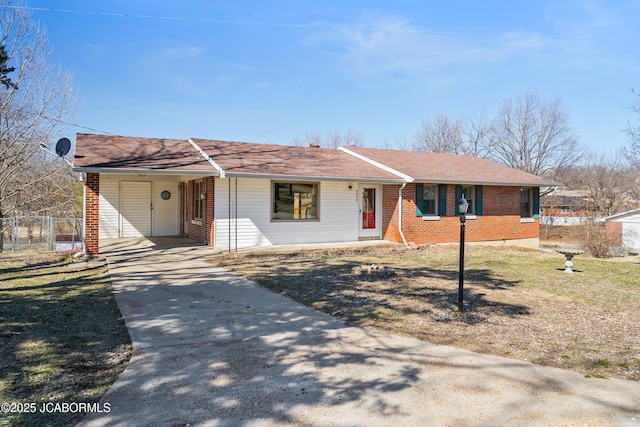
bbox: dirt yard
[213,244,640,381]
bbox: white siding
[99,177,119,239]
[620,213,640,250]
[214,178,359,250]
[121,181,152,237]
[98,175,180,239]
[153,182,179,236]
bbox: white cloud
[306,12,551,82]
[159,43,208,61]
[135,41,249,96]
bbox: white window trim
[193,180,204,220]
[422,184,439,217]
[520,187,533,218]
[271,181,321,222]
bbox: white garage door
[121,181,152,237]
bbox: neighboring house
[72,134,558,254]
[541,190,594,226]
[602,208,640,254]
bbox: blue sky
[21,0,640,151]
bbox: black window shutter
[475,185,483,215]
[455,185,463,215]
[438,184,447,216]
[533,187,540,218]
[415,184,424,216]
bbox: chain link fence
[0,216,83,254]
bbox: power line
[2,104,116,136]
[45,117,116,136]
[10,5,635,41]
[8,5,505,37]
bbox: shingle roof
[73,133,558,186]
[189,138,401,181]
[342,147,559,186]
[73,134,212,172]
[541,195,590,208]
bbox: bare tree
[0,1,76,218]
[623,89,640,168]
[459,111,492,158]
[291,129,364,148]
[563,151,633,217]
[488,91,582,175]
[291,130,322,147]
[414,113,462,154]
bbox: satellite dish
[55,137,71,157]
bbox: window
[521,187,540,218]
[193,180,203,220]
[521,188,532,218]
[455,185,482,215]
[272,182,319,220]
[423,185,437,215]
[416,184,446,217]
[461,186,475,214]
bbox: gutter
[188,138,226,178]
[223,171,405,184]
[411,178,559,187]
[398,182,409,247]
[71,167,217,176]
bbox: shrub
[581,221,615,258]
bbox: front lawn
[213,245,640,381]
[0,253,132,426]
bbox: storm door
[359,186,381,239]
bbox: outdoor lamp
[457,195,469,313]
[458,196,469,216]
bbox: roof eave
[72,166,219,176]
[414,178,559,187]
[223,171,405,183]
[601,208,640,221]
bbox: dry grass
[0,252,132,426]
[213,245,640,381]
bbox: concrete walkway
[80,238,640,426]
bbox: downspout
[80,177,87,257]
[235,178,238,252]
[228,178,231,253]
[204,179,207,246]
[398,182,409,247]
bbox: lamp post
[457,195,469,313]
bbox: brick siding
[382,183,539,245]
[186,177,215,246]
[605,221,623,247]
[84,172,100,255]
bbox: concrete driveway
[80,238,640,426]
